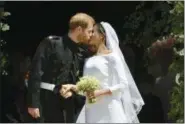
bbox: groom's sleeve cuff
[53,84,62,94]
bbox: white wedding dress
[76,52,129,123]
[76,22,144,123]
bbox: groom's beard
[77,33,89,45]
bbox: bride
[61,22,144,123]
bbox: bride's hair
[96,23,106,36]
[96,23,107,46]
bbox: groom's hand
[28,107,40,119]
[61,84,71,93]
[61,91,73,99]
[60,84,73,98]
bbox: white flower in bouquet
[77,76,100,104]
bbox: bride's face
[89,24,105,52]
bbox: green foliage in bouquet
[77,76,100,104]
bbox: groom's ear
[76,26,83,33]
[93,23,96,27]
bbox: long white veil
[101,22,144,123]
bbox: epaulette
[47,35,61,41]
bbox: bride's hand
[86,90,103,98]
[87,89,112,98]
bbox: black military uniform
[26,35,90,123]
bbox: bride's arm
[92,55,128,97]
[107,55,128,94]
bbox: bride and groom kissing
[26,13,144,123]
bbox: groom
[26,13,95,123]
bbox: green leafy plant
[0,11,10,31]
[122,1,172,48]
[145,1,184,122]
[121,1,173,79]
[167,1,184,122]
[123,1,184,122]
[0,11,11,76]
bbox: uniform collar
[63,35,79,49]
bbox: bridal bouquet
[76,76,100,104]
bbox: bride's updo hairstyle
[95,23,106,44]
[96,23,105,35]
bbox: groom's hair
[69,13,95,31]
